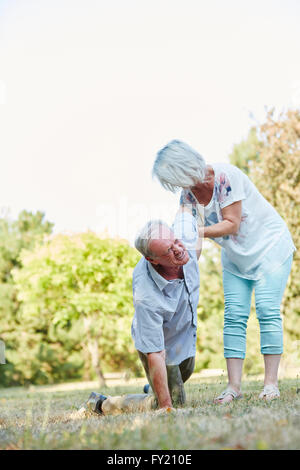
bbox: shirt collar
[147,259,190,291]
[147,261,169,291]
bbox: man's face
[147,226,189,267]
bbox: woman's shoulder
[212,163,248,187]
[212,163,249,205]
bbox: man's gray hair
[152,139,207,193]
[134,219,171,258]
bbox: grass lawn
[0,377,299,450]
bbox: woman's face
[190,166,215,192]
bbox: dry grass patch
[0,378,299,450]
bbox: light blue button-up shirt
[131,212,200,365]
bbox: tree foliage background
[0,109,299,386]
[13,232,141,386]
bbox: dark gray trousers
[138,351,195,406]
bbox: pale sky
[0,0,299,244]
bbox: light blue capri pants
[223,255,293,359]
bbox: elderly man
[85,203,202,415]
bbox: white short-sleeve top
[184,163,295,280]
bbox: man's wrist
[158,397,172,408]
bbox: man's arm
[147,350,172,409]
[175,205,203,260]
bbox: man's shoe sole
[86,392,107,414]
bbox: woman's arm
[204,201,242,238]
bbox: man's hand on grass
[155,406,176,415]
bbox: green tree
[0,210,54,386]
[196,242,224,370]
[14,232,141,386]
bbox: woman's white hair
[134,219,171,259]
[152,140,207,193]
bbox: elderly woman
[152,139,295,403]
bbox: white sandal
[214,386,243,403]
[259,384,280,400]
